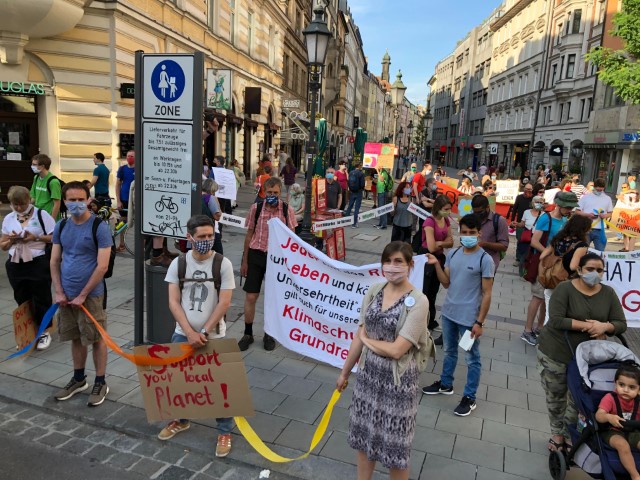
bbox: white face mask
[31,165,40,174]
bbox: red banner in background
[435,183,464,214]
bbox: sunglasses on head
[583,267,605,274]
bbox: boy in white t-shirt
[575,178,613,251]
[159,215,236,458]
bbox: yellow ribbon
[234,389,341,462]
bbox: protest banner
[363,143,395,169]
[264,219,426,368]
[434,182,464,214]
[611,207,640,238]
[593,249,640,327]
[219,213,248,229]
[211,168,237,202]
[496,180,519,204]
[134,339,254,422]
[13,301,36,354]
[444,177,460,190]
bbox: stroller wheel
[549,450,567,480]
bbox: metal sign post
[134,51,204,346]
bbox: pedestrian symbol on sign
[151,60,185,103]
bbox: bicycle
[112,212,135,256]
[90,198,135,255]
[155,195,178,214]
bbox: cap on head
[555,191,579,208]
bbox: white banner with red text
[264,218,427,368]
[592,249,640,327]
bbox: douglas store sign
[0,81,46,95]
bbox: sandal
[116,245,126,253]
[548,437,565,452]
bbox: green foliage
[585,0,640,104]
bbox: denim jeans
[589,229,607,252]
[440,315,482,400]
[171,333,234,434]
[377,192,387,227]
[344,190,362,225]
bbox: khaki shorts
[531,281,544,299]
[58,296,107,346]
[601,429,640,449]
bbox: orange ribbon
[80,305,194,366]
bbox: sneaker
[150,254,173,268]
[375,225,381,229]
[434,335,443,346]
[351,224,358,229]
[158,420,190,440]
[428,320,440,331]
[87,382,109,407]
[520,330,537,346]
[55,377,88,401]
[263,334,276,351]
[454,396,477,416]
[422,380,454,395]
[533,327,542,337]
[215,433,232,457]
[36,332,51,351]
[238,334,254,351]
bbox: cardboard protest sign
[495,180,519,205]
[594,249,640,327]
[444,177,460,190]
[434,182,464,214]
[264,219,426,368]
[134,339,254,422]
[211,168,238,202]
[611,207,640,237]
[363,143,395,169]
[457,196,474,218]
[13,301,36,353]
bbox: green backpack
[383,171,394,192]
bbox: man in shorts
[239,177,297,351]
[51,181,112,406]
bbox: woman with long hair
[279,157,297,199]
[337,241,430,479]
[421,195,453,331]
[391,181,414,243]
[458,177,475,196]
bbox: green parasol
[313,118,327,176]
[353,128,367,170]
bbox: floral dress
[348,289,419,470]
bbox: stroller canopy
[576,340,640,389]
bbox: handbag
[520,212,542,244]
[538,242,579,289]
[522,213,552,283]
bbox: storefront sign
[585,132,619,144]
[120,83,135,99]
[0,81,45,95]
[489,143,499,155]
[283,99,301,109]
[263,219,426,368]
[622,132,640,143]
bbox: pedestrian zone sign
[143,55,193,121]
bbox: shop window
[604,85,625,108]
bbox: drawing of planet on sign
[380,145,394,155]
[458,197,473,218]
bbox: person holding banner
[240,177,297,351]
[336,241,431,478]
[575,178,613,251]
[616,185,639,252]
[422,214,495,416]
[1,185,56,350]
[537,253,627,453]
[160,215,236,457]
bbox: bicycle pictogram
[155,195,179,214]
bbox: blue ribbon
[7,304,59,360]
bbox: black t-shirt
[325,180,342,209]
[553,239,588,274]
[512,194,532,222]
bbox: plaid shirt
[245,202,298,252]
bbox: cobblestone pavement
[0,167,632,479]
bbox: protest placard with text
[611,207,640,237]
[13,301,36,354]
[593,249,640,327]
[210,168,237,201]
[264,219,426,368]
[134,339,254,422]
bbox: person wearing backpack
[50,181,112,407]
[30,153,63,220]
[422,214,495,417]
[471,195,509,273]
[240,177,297,352]
[375,166,392,230]
[159,215,236,457]
[343,162,365,228]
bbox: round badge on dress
[404,296,416,308]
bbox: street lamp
[300,4,331,244]
[390,70,406,178]
[423,111,433,161]
[407,120,414,157]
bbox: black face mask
[476,210,490,221]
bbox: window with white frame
[566,54,576,79]
[230,0,236,45]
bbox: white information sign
[211,168,238,201]
[489,143,499,155]
[495,180,520,205]
[143,56,194,121]
[141,122,193,237]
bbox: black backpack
[348,170,361,192]
[59,217,116,278]
[36,174,67,217]
[254,201,289,229]
[177,252,224,335]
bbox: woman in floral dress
[337,241,431,479]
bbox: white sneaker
[36,333,51,351]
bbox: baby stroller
[550,336,640,480]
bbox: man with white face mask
[51,181,113,407]
[422,214,494,417]
[575,177,613,251]
[30,153,62,220]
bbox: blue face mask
[431,184,438,191]
[265,195,279,207]
[593,191,603,196]
[326,173,334,180]
[460,236,478,248]
[630,181,637,190]
[403,188,412,195]
[67,201,87,217]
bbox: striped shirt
[245,202,298,252]
[570,184,586,198]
